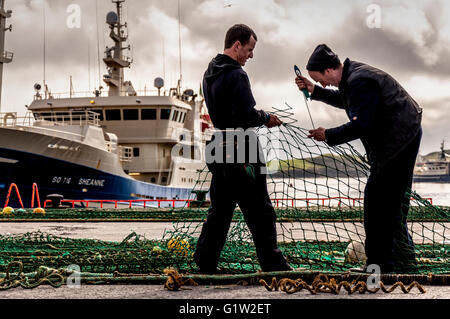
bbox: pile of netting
[0,231,195,275]
[0,106,448,279]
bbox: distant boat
[413,141,450,183]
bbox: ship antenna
[103,0,132,96]
[95,0,102,90]
[69,75,74,98]
[177,0,182,93]
[88,37,91,92]
[164,39,166,85]
[43,0,46,98]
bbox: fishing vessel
[0,0,212,207]
[413,141,450,183]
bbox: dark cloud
[7,0,450,79]
[2,0,449,155]
[332,7,450,79]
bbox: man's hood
[204,54,241,84]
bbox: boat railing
[39,196,434,210]
[0,112,99,143]
[33,111,100,127]
[0,111,100,128]
[0,112,23,127]
[34,88,169,100]
[43,198,194,209]
[271,196,434,207]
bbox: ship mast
[0,0,13,112]
[103,0,133,97]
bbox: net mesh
[0,105,448,276]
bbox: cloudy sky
[2,0,450,155]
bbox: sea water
[270,177,450,206]
[411,182,450,206]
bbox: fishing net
[0,105,448,278]
[165,105,449,275]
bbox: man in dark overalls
[296,44,422,273]
[193,24,291,274]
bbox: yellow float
[2,206,14,215]
[33,207,46,215]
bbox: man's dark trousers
[364,129,422,272]
[194,162,290,273]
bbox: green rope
[0,261,64,290]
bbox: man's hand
[295,75,315,94]
[308,127,327,141]
[265,114,282,128]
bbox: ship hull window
[142,109,156,120]
[124,109,139,120]
[105,109,121,121]
[161,108,171,120]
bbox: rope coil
[163,268,198,291]
[0,261,64,290]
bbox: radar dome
[154,77,164,89]
[106,11,118,25]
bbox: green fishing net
[0,105,448,276]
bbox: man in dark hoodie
[193,24,291,274]
[295,44,422,273]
